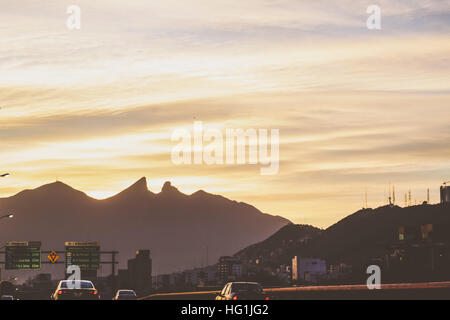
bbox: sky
[0,0,449,228]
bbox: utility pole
[388,183,392,205]
[392,186,396,205]
[365,188,368,209]
[111,251,117,277]
[408,190,412,207]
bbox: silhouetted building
[117,269,130,289]
[153,274,172,290]
[218,256,242,283]
[30,273,52,287]
[441,185,450,203]
[292,257,326,283]
[128,250,152,295]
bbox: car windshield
[232,283,263,293]
[60,281,94,289]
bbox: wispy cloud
[1,1,449,227]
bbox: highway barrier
[141,281,450,300]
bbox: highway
[141,281,450,300]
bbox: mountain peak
[12,180,90,201]
[109,177,153,200]
[131,177,148,190]
[159,181,185,197]
[36,181,83,194]
[161,181,174,192]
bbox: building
[292,257,327,283]
[274,265,291,284]
[217,256,242,283]
[117,269,130,289]
[127,250,152,294]
[28,273,55,292]
[328,263,353,280]
[152,265,218,291]
[441,185,450,203]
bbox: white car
[113,290,137,300]
[51,280,100,300]
[1,295,14,300]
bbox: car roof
[58,280,95,287]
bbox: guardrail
[140,281,450,300]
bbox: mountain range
[0,178,290,276]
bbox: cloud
[0,1,449,227]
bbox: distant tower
[365,187,368,208]
[408,190,412,207]
[404,193,408,207]
[392,186,396,205]
[441,182,450,203]
[427,189,430,204]
[388,183,392,205]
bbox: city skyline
[1,0,450,228]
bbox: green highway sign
[65,242,100,270]
[5,241,41,270]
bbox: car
[51,280,100,300]
[216,282,269,300]
[1,295,14,300]
[113,290,138,300]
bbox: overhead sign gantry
[5,241,41,270]
[65,241,101,271]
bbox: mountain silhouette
[234,224,322,267]
[234,203,450,271]
[0,178,290,277]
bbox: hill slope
[234,203,450,269]
[234,224,322,267]
[310,203,450,264]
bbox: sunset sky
[1,0,449,227]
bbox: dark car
[51,280,100,300]
[113,290,137,300]
[216,282,269,300]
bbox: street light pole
[0,173,12,282]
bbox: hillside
[234,224,322,268]
[310,203,450,264]
[234,203,450,269]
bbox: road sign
[65,242,100,270]
[5,241,41,270]
[47,250,60,264]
